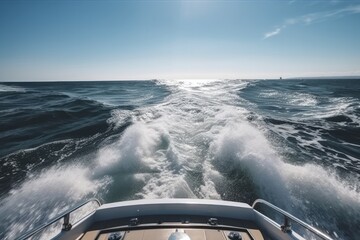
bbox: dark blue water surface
[0,79,359,239]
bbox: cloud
[264,28,282,39]
[264,4,360,39]
[330,0,341,5]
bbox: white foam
[0,84,26,92]
[289,93,318,106]
[210,119,360,237]
[284,163,359,204]
[93,122,166,176]
[259,90,318,107]
[212,120,359,198]
[210,122,290,203]
[90,119,198,199]
[95,80,249,200]
[2,79,357,239]
[199,161,222,199]
[156,79,222,89]
[136,174,196,199]
[0,164,109,239]
[259,89,279,97]
[107,109,133,129]
[106,79,360,217]
[300,96,358,122]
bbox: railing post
[281,216,292,233]
[62,213,72,231]
[18,198,101,240]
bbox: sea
[0,79,359,239]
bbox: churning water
[0,79,359,239]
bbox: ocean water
[0,79,359,239]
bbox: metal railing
[18,198,101,240]
[252,199,333,240]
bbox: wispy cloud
[264,28,282,39]
[330,0,341,5]
[264,4,360,39]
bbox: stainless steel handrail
[252,199,333,240]
[18,198,101,240]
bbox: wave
[210,121,360,239]
[0,84,26,92]
[0,79,359,239]
[0,163,110,239]
[0,92,113,158]
[259,90,318,107]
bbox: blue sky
[0,0,360,80]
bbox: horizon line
[1,75,360,83]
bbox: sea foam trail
[133,80,359,207]
[92,120,199,199]
[147,79,359,239]
[210,122,289,203]
[0,165,108,239]
[1,80,359,239]
[210,120,360,238]
[90,79,240,200]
